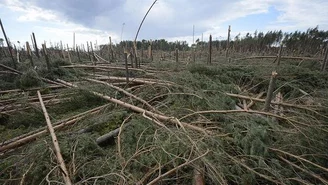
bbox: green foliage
[49,89,107,116]
[15,69,43,89]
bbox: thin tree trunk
[0,19,16,68]
[225,25,231,58]
[37,91,72,185]
[321,46,328,71]
[32,32,39,58]
[208,35,212,64]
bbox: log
[37,91,72,185]
[62,64,147,73]
[0,98,67,113]
[0,85,65,95]
[96,123,131,146]
[0,104,108,152]
[94,75,174,86]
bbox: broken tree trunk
[42,44,51,71]
[208,35,212,64]
[0,19,16,68]
[57,79,208,134]
[175,47,179,63]
[277,44,283,66]
[124,52,129,83]
[226,25,231,58]
[26,42,34,67]
[96,122,132,146]
[37,91,72,185]
[32,32,39,58]
[321,46,328,71]
[263,71,278,112]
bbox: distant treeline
[106,27,328,55]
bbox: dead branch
[278,156,328,184]
[226,93,325,117]
[147,149,209,185]
[270,148,328,173]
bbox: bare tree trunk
[32,32,39,58]
[263,71,278,112]
[225,25,231,58]
[321,46,328,71]
[0,19,16,68]
[208,35,212,64]
[37,91,72,185]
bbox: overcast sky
[0,0,328,48]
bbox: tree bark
[37,91,72,185]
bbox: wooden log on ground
[93,75,175,86]
[37,91,72,185]
[62,64,147,73]
[96,122,132,146]
[0,104,108,148]
[0,104,109,152]
[0,85,65,95]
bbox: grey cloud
[32,0,124,27]
[26,0,234,40]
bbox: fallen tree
[0,104,109,152]
[57,79,208,134]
